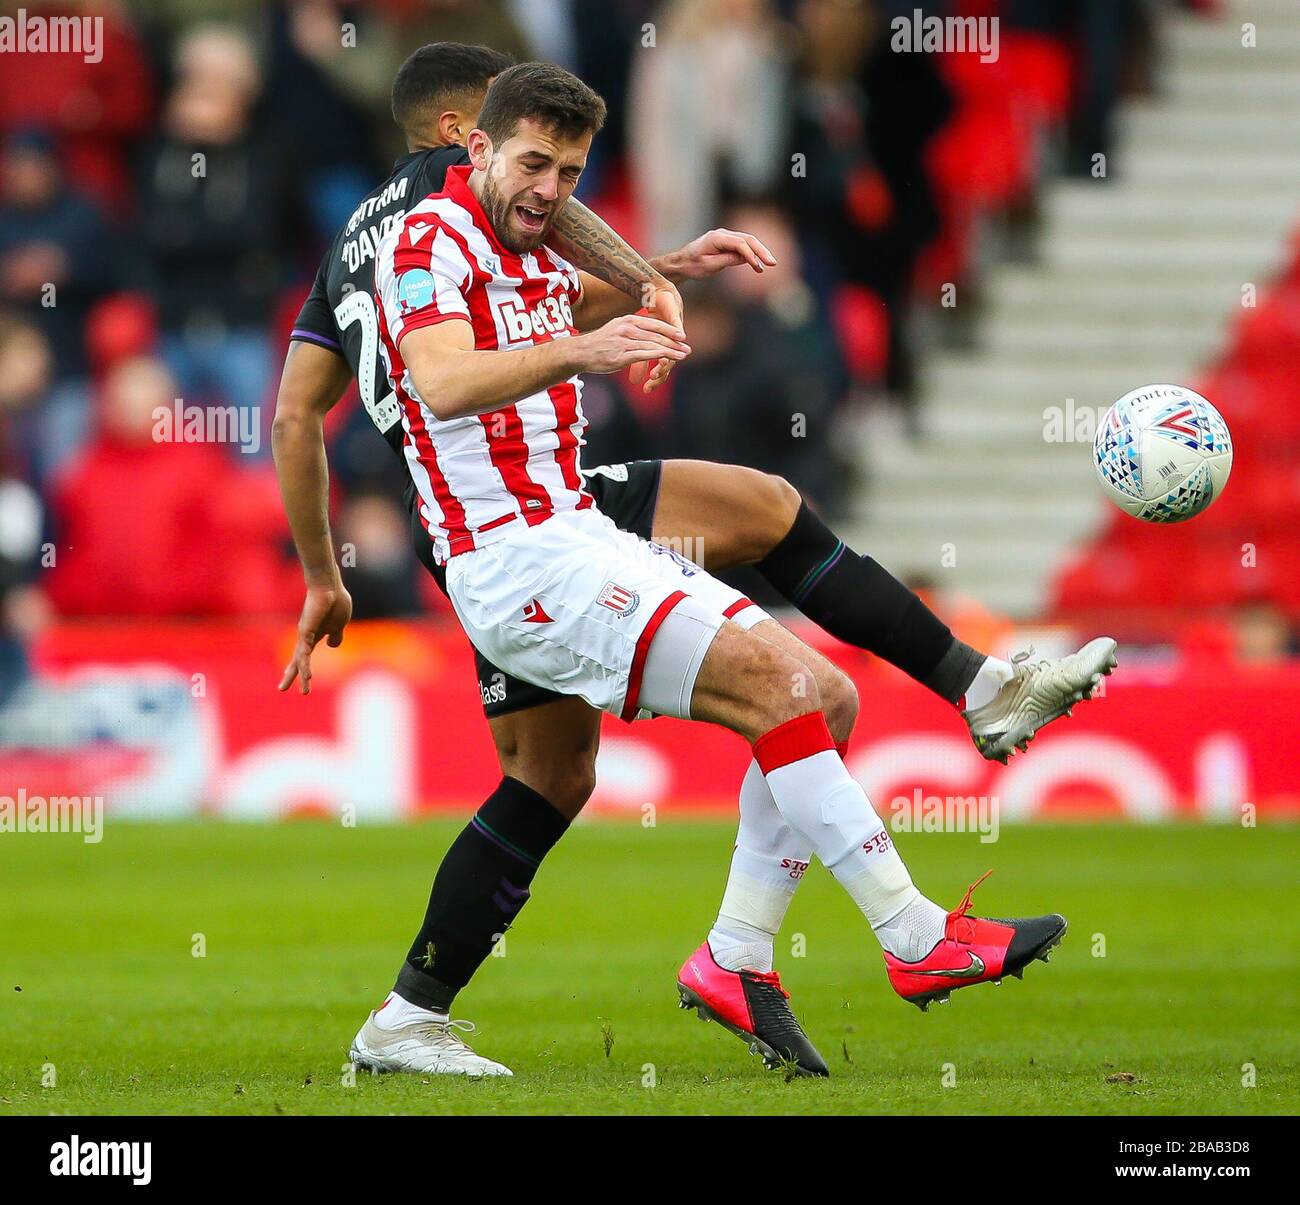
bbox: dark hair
[476,61,606,147]
[390,43,515,135]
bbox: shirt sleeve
[376,217,475,347]
[289,255,343,353]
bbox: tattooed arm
[549,203,775,387]
[548,199,673,310]
[548,201,683,390]
[550,203,778,295]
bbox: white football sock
[756,713,947,962]
[709,761,812,973]
[372,991,446,1030]
[871,893,951,963]
[962,655,1015,711]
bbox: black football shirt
[290,145,471,456]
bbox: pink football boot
[884,872,1067,1011]
[677,941,828,1077]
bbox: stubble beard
[481,173,550,254]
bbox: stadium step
[976,320,1227,362]
[1044,190,1300,238]
[920,358,1193,406]
[844,0,1293,618]
[1117,109,1300,150]
[986,271,1254,322]
[1117,152,1300,190]
[1043,235,1289,272]
[1169,70,1300,103]
[868,449,1093,491]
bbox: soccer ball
[1093,384,1233,523]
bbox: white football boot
[965,637,1118,764]
[348,1011,513,1077]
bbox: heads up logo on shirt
[397,268,436,316]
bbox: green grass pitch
[1,820,1296,1115]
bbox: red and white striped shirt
[374,164,593,563]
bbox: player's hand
[578,312,690,376]
[663,229,777,280]
[629,281,684,392]
[278,580,352,696]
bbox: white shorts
[445,508,768,720]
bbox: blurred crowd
[0,0,1218,689]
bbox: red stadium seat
[919,25,1072,301]
[831,284,891,383]
[1003,32,1074,125]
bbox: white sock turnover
[962,655,1015,711]
[372,991,446,1030]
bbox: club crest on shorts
[596,582,640,617]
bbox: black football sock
[923,636,988,710]
[754,500,985,706]
[394,776,568,1013]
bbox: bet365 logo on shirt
[498,294,574,342]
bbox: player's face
[473,118,591,253]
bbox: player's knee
[694,621,823,741]
[747,642,823,736]
[544,762,597,820]
[719,468,800,565]
[818,667,859,743]
[747,645,856,745]
[752,472,801,560]
[501,754,595,821]
[496,728,597,819]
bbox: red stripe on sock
[722,597,755,620]
[619,590,688,722]
[753,712,835,774]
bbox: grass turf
[0,820,1296,1115]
